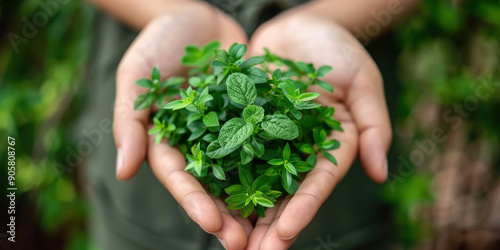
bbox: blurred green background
[0,0,499,249]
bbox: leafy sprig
[134,41,342,217]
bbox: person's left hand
[245,13,392,249]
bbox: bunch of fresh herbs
[134,41,342,217]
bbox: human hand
[246,14,392,249]
[113,3,251,249]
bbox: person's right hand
[113,2,250,249]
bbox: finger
[147,135,222,233]
[259,198,298,250]
[228,209,253,238]
[347,68,392,183]
[212,199,250,250]
[276,116,358,240]
[113,60,151,180]
[246,199,282,250]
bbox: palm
[246,16,391,249]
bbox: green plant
[134,41,342,217]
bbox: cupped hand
[246,14,392,249]
[113,3,251,249]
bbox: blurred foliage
[383,0,500,246]
[0,0,94,249]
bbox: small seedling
[134,41,342,218]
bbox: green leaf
[299,143,314,154]
[211,60,228,68]
[282,170,292,191]
[225,194,248,205]
[242,105,265,124]
[155,133,164,144]
[239,56,266,69]
[203,111,219,127]
[255,197,274,208]
[212,165,226,180]
[298,92,320,101]
[306,153,317,167]
[282,143,291,161]
[240,203,254,218]
[227,203,246,210]
[251,137,265,157]
[163,100,190,110]
[148,126,163,135]
[242,67,268,84]
[241,142,255,164]
[281,80,296,98]
[151,67,161,81]
[313,129,326,144]
[206,141,238,159]
[185,160,201,171]
[267,190,282,199]
[321,139,340,150]
[323,151,338,165]
[215,49,229,62]
[225,185,247,195]
[202,133,218,142]
[179,88,188,100]
[296,62,312,73]
[272,68,282,80]
[268,159,284,165]
[203,40,221,54]
[216,71,226,85]
[317,65,333,77]
[134,93,155,110]
[187,122,206,141]
[292,161,314,172]
[135,79,153,88]
[239,165,253,187]
[261,114,299,140]
[294,101,321,110]
[285,162,297,175]
[290,109,302,120]
[252,175,269,191]
[185,160,203,176]
[255,205,266,217]
[284,178,298,195]
[325,117,343,131]
[196,94,214,105]
[230,44,247,59]
[209,182,222,197]
[264,167,278,176]
[218,118,253,149]
[187,113,203,125]
[316,80,334,93]
[161,76,185,88]
[226,73,257,106]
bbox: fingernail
[280,233,297,240]
[116,148,124,178]
[217,237,227,249]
